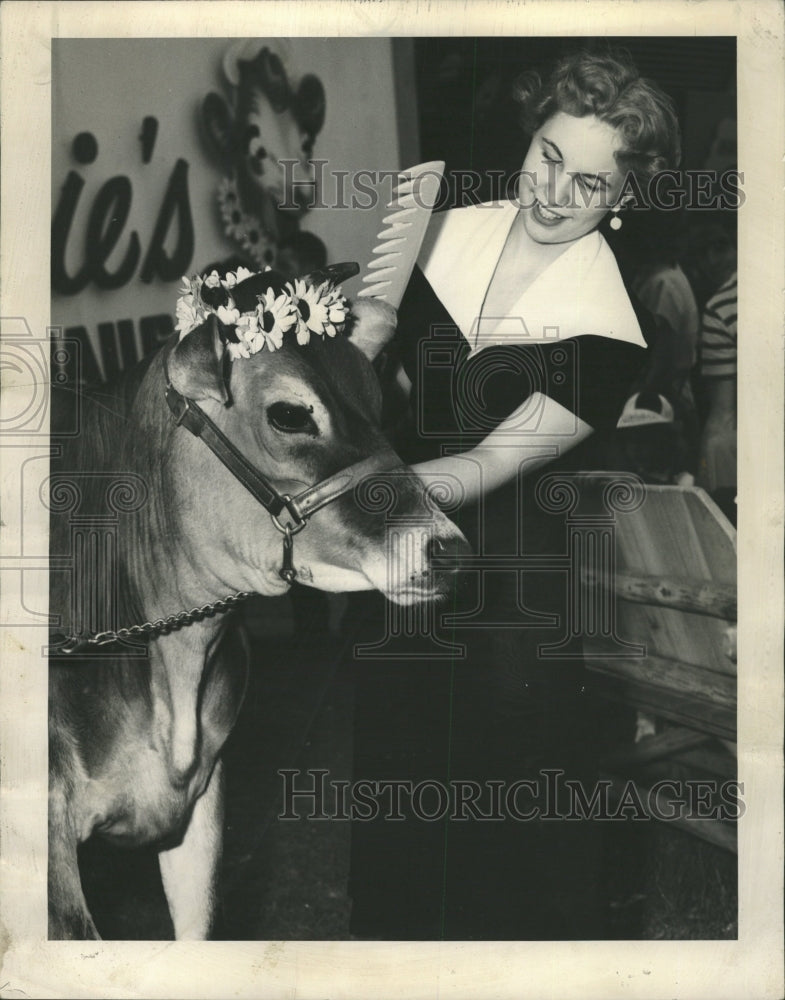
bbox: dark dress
[348,257,648,941]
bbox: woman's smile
[531,198,568,225]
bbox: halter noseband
[163,352,401,583]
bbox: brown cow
[48,268,469,938]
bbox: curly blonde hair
[514,49,682,183]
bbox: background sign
[51,37,405,382]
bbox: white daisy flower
[175,267,351,357]
[287,277,333,344]
[216,301,241,326]
[257,288,297,351]
[235,312,266,355]
[175,292,209,339]
[216,175,277,271]
[178,273,204,299]
[226,339,252,361]
[322,286,349,335]
[222,266,256,294]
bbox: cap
[617,392,675,429]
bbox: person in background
[696,251,737,523]
[682,212,737,522]
[684,212,737,313]
[622,210,701,471]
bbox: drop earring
[610,209,622,231]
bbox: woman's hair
[513,49,681,183]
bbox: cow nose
[426,534,471,573]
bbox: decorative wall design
[201,40,328,275]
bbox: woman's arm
[412,392,593,504]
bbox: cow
[47,264,469,939]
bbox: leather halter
[163,352,401,582]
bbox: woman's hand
[412,392,593,504]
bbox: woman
[349,49,681,940]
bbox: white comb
[357,160,445,308]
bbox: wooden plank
[579,481,737,676]
[589,673,737,741]
[612,537,729,675]
[607,743,737,794]
[587,653,736,706]
[601,727,710,770]
[580,479,736,578]
[613,604,736,676]
[586,616,737,678]
[601,774,737,854]
[621,752,727,790]
[674,746,737,780]
[582,568,737,621]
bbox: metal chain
[55,592,253,652]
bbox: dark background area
[412,36,736,199]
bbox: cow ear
[347,298,398,362]
[167,315,229,405]
[300,261,359,288]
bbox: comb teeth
[375,224,411,241]
[398,160,444,180]
[360,265,397,283]
[381,208,417,226]
[372,237,407,254]
[385,192,418,212]
[357,282,392,299]
[391,178,416,196]
[366,252,402,270]
[357,161,445,308]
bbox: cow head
[165,266,469,605]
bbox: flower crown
[175,264,353,360]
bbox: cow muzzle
[367,520,471,606]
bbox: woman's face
[516,111,629,244]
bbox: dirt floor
[78,593,737,941]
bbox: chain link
[56,592,253,651]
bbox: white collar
[418,201,645,354]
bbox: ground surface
[79,593,737,941]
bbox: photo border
[1,2,782,997]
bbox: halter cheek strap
[165,377,294,519]
[163,353,401,581]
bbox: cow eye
[267,402,317,435]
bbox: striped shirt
[700,271,737,379]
